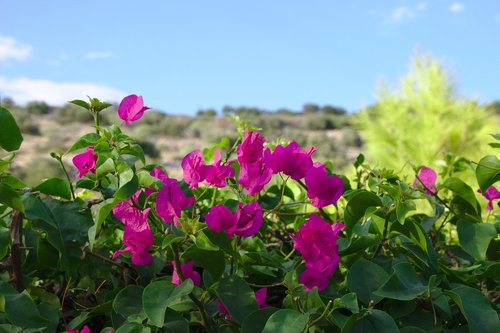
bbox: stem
[309,300,333,326]
[55,155,76,200]
[9,210,25,292]
[171,245,214,333]
[415,174,457,216]
[373,208,393,258]
[94,112,100,135]
[86,249,126,269]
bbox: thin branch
[9,210,24,292]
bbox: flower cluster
[293,214,345,291]
[205,201,263,238]
[72,146,98,178]
[182,149,234,189]
[478,185,500,211]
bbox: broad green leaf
[0,282,51,329]
[215,276,258,324]
[115,323,151,333]
[457,220,497,261]
[113,285,145,319]
[89,198,115,248]
[476,155,500,193]
[121,143,145,164]
[374,262,427,300]
[0,183,24,212]
[339,235,380,256]
[182,245,225,280]
[161,234,185,249]
[163,309,189,333]
[442,177,480,215]
[32,177,72,200]
[0,226,10,258]
[69,99,90,110]
[241,308,279,333]
[344,190,382,235]
[342,309,399,333]
[446,285,499,333]
[142,279,193,327]
[261,309,308,333]
[192,231,219,251]
[96,157,115,177]
[347,258,388,305]
[0,173,26,189]
[395,199,416,225]
[114,169,139,201]
[23,196,93,273]
[0,106,23,151]
[66,133,101,154]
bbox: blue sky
[0,1,499,114]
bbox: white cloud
[449,3,464,13]
[0,76,126,105]
[84,51,113,60]
[388,3,426,23]
[0,35,32,62]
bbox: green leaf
[215,276,259,324]
[0,183,24,212]
[32,177,72,200]
[342,309,399,333]
[89,198,115,248]
[344,190,382,235]
[66,133,101,154]
[395,199,416,225]
[442,177,480,214]
[114,169,139,201]
[0,226,10,258]
[446,285,499,333]
[69,99,90,110]
[0,282,51,329]
[192,231,219,251]
[261,309,308,333]
[347,258,388,305]
[163,309,189,333]
[113,285,145,319]
[241,308,279,333]
[0,106,23,151]
[457,219,497,261]
[374,262,427,301]
[142,279,194,327]
[0,173,26,189]
[161,234,185,249]
[476,155,500,193]
[182,245,225,280]
[23,196,93,273]
[96,157,116,178]
[115,323,151,333]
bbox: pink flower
[68,325,91,333]
[205,150,235,188]
[478,185,500,210]
[205,204,236,237]
[238,158,273,196]
[182,150,208,189]
[145,167,171,197]
[305,162,344,208]
[234,201,263,237]
[112,192,154,266]
[118,94,150,125]
[72,146,98,178]
[264,141,316,180]
[171,260,201,286]
[293,214,344,291]
[156,179,194,225]
[413,166,437,195]
[237,130,265,165]
[299,268,330,292]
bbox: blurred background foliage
[4,54,499,186]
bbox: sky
[0,0,499,115]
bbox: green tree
[356,53,497,174]
[26,101,50,115]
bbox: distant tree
[197,109,217,117]
[486,101,500,115]
[321,105,347,115]
[275,108,296,115]
[356,53,497,174]
[27,101,50,115]
[222,105,235,114]
[0,97,15,109]
[302,103,320,114]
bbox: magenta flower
[68,326,91,333]
[145,167,171,197]
[413,166,437,195]
[264,141,316,180]
[293,214,344,291]
[238,158,273,196]
[299,268,330,292]
[234,201,263,237]
[156,179,194,225]
[182,150,208,189]
[237,130,265,164]
[205,204,237,237]
[205,150,235,188]
[72,146,98,178]
[118,94,150,125]
[305,162,344,208]
[478,185,500,210]
[171,260,201,286]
